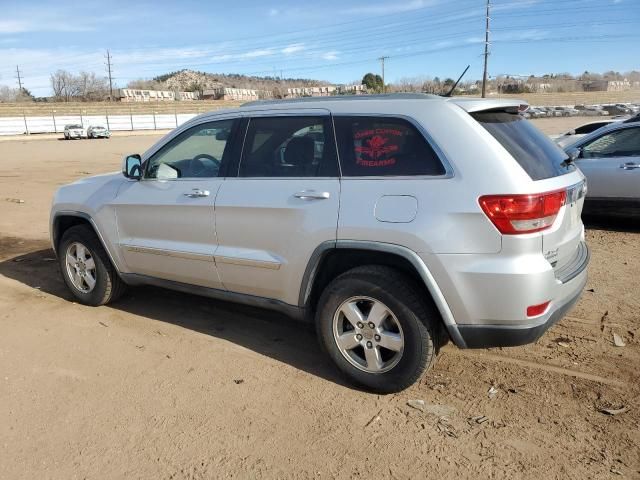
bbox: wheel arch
[52,211,120,272]
[301,240,467,348]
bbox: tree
[362,73,384,93]
[16,88,35,102]
[50,70,109,101]
[186,81,204,98]
[0,85,18,102]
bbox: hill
[126,69,328,93]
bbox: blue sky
[0,0,638,96]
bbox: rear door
[213,110,340,305]
[576,125,640,201]
[112,118,240,288]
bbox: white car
[63,124,85,140]
[87,126,111,139]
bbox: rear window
[472,110,574,180]
[574,122,609,134]
[334,116,445,176]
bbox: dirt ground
[0,118,638,479]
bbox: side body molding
[299,240,467,348]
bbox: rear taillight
[479,190,567,234]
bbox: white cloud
[495,29,550,41]
[269,8,280,16]
[342,0,438,15]
[0,18,94,34]
[282,44,305,55]
[241,49,275,58]
[321,51,339,61]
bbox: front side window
[334,116,445,176]
[582,127,640,158]
[239,116,338,177]
[146,120,235,179]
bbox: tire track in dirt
[446,347,626,387]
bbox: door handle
[183,188,210,198]
[294,190,330,200]
[619,162,640,170]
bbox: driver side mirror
[566,147,582,161]
[122,154,142,180]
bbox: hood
[70,171,121,186]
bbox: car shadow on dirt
[0,243,351,390]
[583,214,640,233]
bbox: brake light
[478,190,567,234]
[527,301,550,317]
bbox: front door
[214,112,340,305]
[112,118,239,288]
[577,125,640,203]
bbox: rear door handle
[184,188,210,198]
[620,162,640,170]
[294,190,330,200]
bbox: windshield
[472,110,574,180]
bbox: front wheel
[316,265,440,393]
[58,224,126,306]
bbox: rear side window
[239,116,338,177]
[334,116,445,176]
[472,110,574,180]
[574,122,609,135]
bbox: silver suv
[50,94,589,392]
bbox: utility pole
[378,56,389,93]
[15,65,23,91]
[105,50,114,101]
[481,0,491,98]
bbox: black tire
[58,224,126,306]
[315,265,440,393]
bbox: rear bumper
[422,241,589,349]
[456,271,586,348]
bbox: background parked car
[535,106,554,117]
[564,122,640,216]
[602,104,633,116]
[574,105,610,116]
[63,124,85,140]
[523,107,547,119]
[617,103,639,114]
[553,119,615,148]
[553,106,579,117]
[87,126,111,139]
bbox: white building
[119,89,199,102]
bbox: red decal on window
[356,158,397,167]
[355,135,399,160]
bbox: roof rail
[241,93,441,107]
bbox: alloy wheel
[332,296,404,374]
[65,242,97,293]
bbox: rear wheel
[58,224,126,306]
[316,265,440,393]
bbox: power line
[482,0,491,98]
[105,50,114,101]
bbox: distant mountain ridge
[127,69,328,93]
